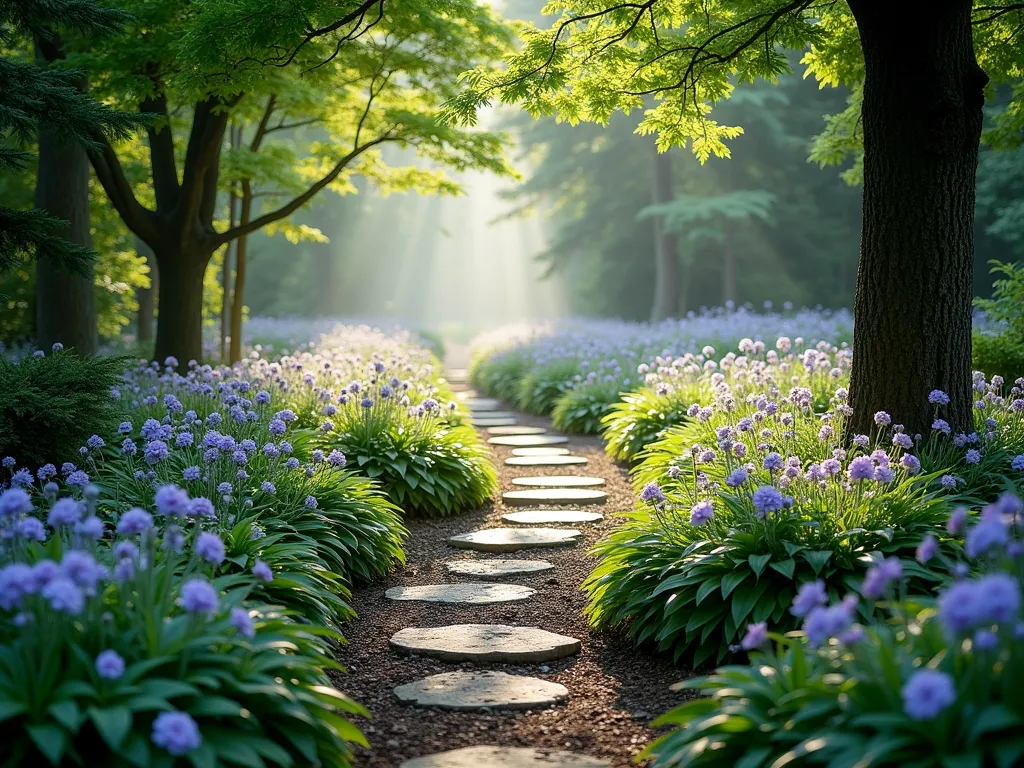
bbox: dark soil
[333,393,690,767]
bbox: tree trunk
[153,250,209,367]
[846,0,986,436]
[135,237,157,343]
[228,184,252,365]
[221,125,240,362]
[650,146,679,322]
[721,228,736,306]
[33,87,98,355]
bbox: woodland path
[333,369,685,767]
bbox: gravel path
[333,386,687,767]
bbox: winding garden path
[335,369,684,767]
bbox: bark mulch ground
[333,399,690,768]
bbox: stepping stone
[449,528,581,553]
[487,426,547,436]
[474,418,518,427]
[445,559,554,579]
[503,488,607,506]
[503,510,604,526]
[489,435,569,447]
[455,390,478,401]
[511,447,570,456]
[394,671,568,711]
[385,583,535,605]
[505,455,588,467]
[476,410,517,419]
[402,747,608,768]
[465,398,502,411]
[511,475,605,488]
[390,624,581,663]
[447,369,469,381]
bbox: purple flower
[901,454,921,475]
[974,628,999,650]
[182,466,201,482]
[36,463,57,481]
[151,711,202,756]
[75,516,104,541]
[327,449,346,467]
[180,578,218,615]
[763,452,784,471]
[252,559,272,583]
[0,564,33,610]
[61,551,105,592]
[791,580,827,617]
[118,421,133,435]
[892,432,914,450]
[176,432,194,448]
[689,500,714,526]
[65,470,90,489]
[847,456,875,482]
[803,599,856,647]
[916,534,938,563]
[639,482,665,504]
[121,438,138,456]
[143,440,169,465]
[874,411,891,426]
[47,498,82,527]
[117,508,153,535]
[725,467,748,488]
[42,576,85,614]
[155,485,190,518]
[229,607,255,638]
[965,516,1009,558]
[975,573,1021,624]
[902,669,955,721]
[933,419,951,436]
[929,390,950,405]
[1,457,14,469]
[965,449,981,465]
[260,481,276,495]
[0,488,32,519]
[740,621,768,651]
[269,419,286,436]
[194,532,225,566]
[940,474,959,490]
[861,557,903,599]
[16,517,45,541]
[1013,455,1024,472]
[95,649,125,680]
[114,541,138,561]
[752,485,784,518]
[304,495,318,509]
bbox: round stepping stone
[449,528,581,553]
[503,488,607,506]
[489,435,569,447]
[445,559,554,579]
[506,455,588,467]
[394,671,568,711]
[455,390,477,401]
[401,747,609,768]
[390,624,581,663]
[465,398,502,411]
[473,418,518,427]
[487,425,548,436]
[511,475,605,488]
[502,510,604,525]
[385,583,535,604]
[511,447,570,456]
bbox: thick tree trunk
[135,237,157,343]
[846,0,986,436]
[228,185,252,365]
[34,91,98,355]
[650,146,679,322]
[153,250,209,367]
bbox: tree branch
[250,95,278,152]
[86,135,159,244]
[211,133,392,248]
[974,3,1024,24]
[179,96,236,227]
[265,117,321,134]
[140,92,180,212]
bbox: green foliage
[0,349,127,467]
[602,389,696,463]
[976,260,1024,341]
[515,358,580,415]
[973,331,1024,384]
[643,497,1024,767]
[551,382,622,435]
[638,189,776,237]
[0,0,138,275]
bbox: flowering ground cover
[0,323,494,765]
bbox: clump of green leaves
[0,348,127,466]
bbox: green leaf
[695,577,722,605]
[966,704,1020,742]
[747,553,771,579]
[731,581,768,627]
[27,724,66,765]
[0,700,27,724]
[768,558,796,579]
[90,706,133,751]
[48,699,82,732]
[801,550,833,575]
[721,570,748,598]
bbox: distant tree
[79,0,513,366]
[449,0,1024,436]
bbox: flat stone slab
[385,583,535,604]
[487,426,548,436]
[503,510,604,526]
[449,528,582,553]
[401,747,609,768]
[445,559,554,579]
[465,398,502,411]
[503,488,607,506]
[390,624,581,663]
[511,475,605,488]
[511,447,570,457]
[489,435,570,447]
[473,418,519,427]
[394,671,568,711]
[454,390,478,401]
[506,455,589,467]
